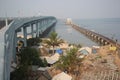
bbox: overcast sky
[0,0,120,19]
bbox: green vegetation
[69,43,82,48]
[56,48,83,73]
[42,31,64,54]
[11,47,47,80]
[19,47,46,66]
[10,65,29,80]
[27,38,42,47]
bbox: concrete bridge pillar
[95,36,99,43]
[101,39,103,42]
[88,32,91,36]
[91,34,94,40]
[23,27,27,47]
[97,37,102,45]
[89,33,92,36]
[105,41,109,45]
[94,35,97,39]
[98,37,101,41]
[94,35,98,41]
[101,39,108,46]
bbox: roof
[79,47,92,54]
[45,53,60,64]
[37,67,50,71]
[52,72,72,80]
[80,50,89,55]
[92,46,100,49]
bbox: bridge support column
[13,32,17,62]
[42,21,44,30]
[31,24,34,38]
[39,22,43,37]
[23,27,27,47]
[42,20,46,31]
[36,22,39,37]
[105,41,108,45]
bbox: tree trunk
[52,45,55,54]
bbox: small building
[45,53,60,64]
[52,72,72,80]
[37,71,52,80]
[66,18,72,24]
[78,47,92,55]
[92,46,100,54]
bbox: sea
[55,18,120,47]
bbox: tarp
[109,46,117,51]
[80,49,89,55]
[56,49,63,54]
[52,72,72,80]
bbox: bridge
[69,23,120,49]
[3,16,57,80]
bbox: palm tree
[56,48,83,74]
[43,32,64,54]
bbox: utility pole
[5,12,8,27]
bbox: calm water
[55,20,97,47]
[55,18,120,46]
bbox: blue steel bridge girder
[31,24,34,38]
[4,16,57,80]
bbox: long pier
[69,23,120,49]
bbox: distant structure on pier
[66,18,72,24]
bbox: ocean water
[55,18,120,46]
[55,20,97,47]
[73,18,120,43]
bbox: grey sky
[0,0,120,19]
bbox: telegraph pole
[5,12,8,27]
